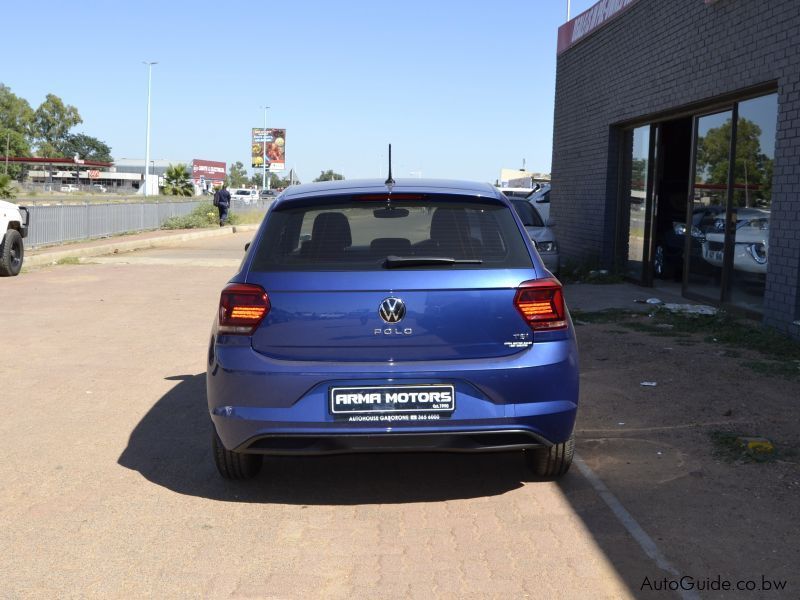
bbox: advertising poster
[251,128,286,171]
[192,159,226,187]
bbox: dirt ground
[572,311,799,595]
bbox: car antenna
[384,144,395,190]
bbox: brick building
[551,0,800,336]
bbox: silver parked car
[511,198,559,275]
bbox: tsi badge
[375,297,412,335]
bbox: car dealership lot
[2,233,797,598]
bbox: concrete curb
[25,225,260,268]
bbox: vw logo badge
[379,297,406,323]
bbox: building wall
[551,0,800,334]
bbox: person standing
[215,183,231,227]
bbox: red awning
[0,156,113,168]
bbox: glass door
[684,110,733,302]
[624,125,653,281]
[725,93,778,313]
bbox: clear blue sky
[3,0,597,183]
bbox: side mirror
[244,242,251,251]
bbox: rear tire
[212,429,262,480]
[526,433,575,478]
[0,229,24,277]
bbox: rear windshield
[250,195,532,271]
[511,200,545,227]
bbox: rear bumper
[208,333,579,455]
[237,429,551,455]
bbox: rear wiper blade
[384,255,483,268]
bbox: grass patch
[742,360,800,378]
[710,431,780,463]
[56,256,81,265]
[233,210,266,225]
[162,203,242,229]
[574,307,800,378]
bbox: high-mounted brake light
[514,278,567,330]
[357,194,425,201]
[218,283,270,335]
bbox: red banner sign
[192,159,226,183]
[557,0,639,55]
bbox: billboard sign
[192,159,226,186]
[557,0,639,55]
[251,128,286,172]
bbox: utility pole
[262,106,270,191]
[567,0,571,20]
[143,61,158,197]
[4,132,9,175]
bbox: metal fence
[25,201,202,248]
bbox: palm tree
[0,175,17,200]
[161,164,194,197]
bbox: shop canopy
[0,156,112,168]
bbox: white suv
[231,189,258,204]
[1,199,29,276]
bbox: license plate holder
[329,384,455,417]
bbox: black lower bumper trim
[238,429,550,456]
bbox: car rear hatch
[244,192,549,362]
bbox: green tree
[161,164,194,197]
[227,161,248,187]
[696,117,773,205]
[0,84,35,178]
[32,94,82,156]
[60,134,113,163]
[0,174,17,199]
[0,130,31,179]
[313,170,344,182]
[248,172,292,188]
[0,84,34,135]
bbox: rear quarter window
[250,194,532,271]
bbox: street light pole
[567,0,571,20]
[143,61,158,197]
[262,105,270,191]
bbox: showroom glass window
[728,93,778,313]
[686,110,732,302]
[625,126,650,280]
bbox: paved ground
[3,233,637,599]
[2,233,796,598]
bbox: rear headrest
[430,208,469,241]
[311,212,352,249]
[370,237,411,257]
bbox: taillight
[218,283,270,335]
[514,278,567,330]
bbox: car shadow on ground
[118,374,537,504]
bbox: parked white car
[701,208,769,274]
[59,184,79,193]
[231,189,258,204]
[510,198,560,275]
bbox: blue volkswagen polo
[207,179,579,479]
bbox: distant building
[498,168,550,188]
[3,156,225,194]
